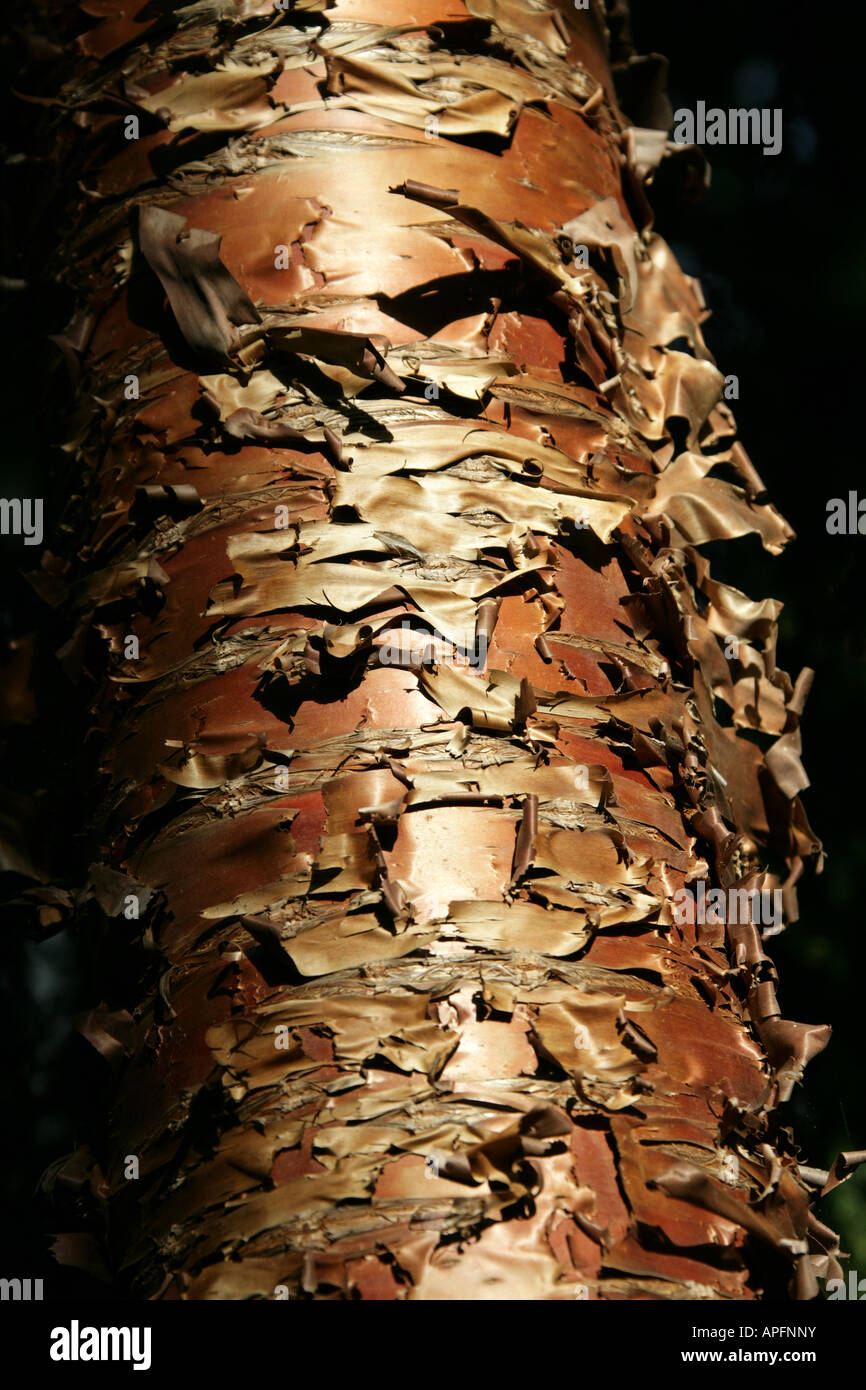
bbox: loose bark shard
[137,205,261,364]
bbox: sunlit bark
[44,0,841,1301]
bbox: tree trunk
[42,0,840,1300]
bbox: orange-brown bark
[41,0,842,1300]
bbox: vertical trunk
[42,0,838,1299]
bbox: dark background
[627,0,866,1268]
[0,0,864,1293]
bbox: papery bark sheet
[37,0,849,1300]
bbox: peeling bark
[33,0,853,1300]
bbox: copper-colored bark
[40,0,847,1299]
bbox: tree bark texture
[41,0,842,1300]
